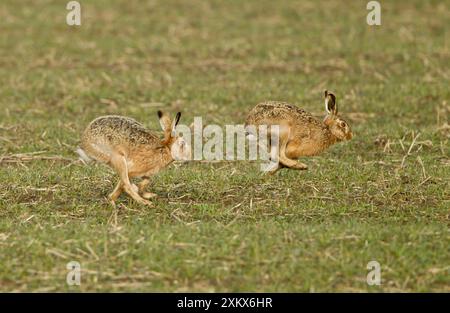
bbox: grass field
[0,0,449,292]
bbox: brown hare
[245,90,353,174]
[77,111,191,206]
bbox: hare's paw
[138,198,154,207]
[291,162,308,170]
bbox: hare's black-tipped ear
[174,112,181,127]
[157,110,165,131]
[170,112,182,136]
[158,110,172,132]
[324,91,337,115]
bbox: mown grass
[0,0,449,292]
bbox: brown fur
[245,91,352,174]
[79,112,188,206]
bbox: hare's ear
[158,110,172,132]
[324,90,338,115]
[170,112,181,136]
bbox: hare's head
[158,111,191,161]
[322,90,353,141]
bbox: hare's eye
[340,121,346,128]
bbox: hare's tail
[76,147,92,164]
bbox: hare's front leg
[110,154,153,206]
[137,177,157,199]
[108,180,140,204]
[109,180,123,205]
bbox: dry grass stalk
[0,152,74,165]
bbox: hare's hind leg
[262,162,283,175]
[110,154,153,206]
[247,129,283,175]
[279,154,307,170]
[279,138,308,171]
[264,126,307,172]
[138,177,157,199]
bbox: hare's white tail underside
[76,147,92,164]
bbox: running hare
[245,91,353,174]
[77,111,191,206]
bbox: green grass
[0,0,449,292]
